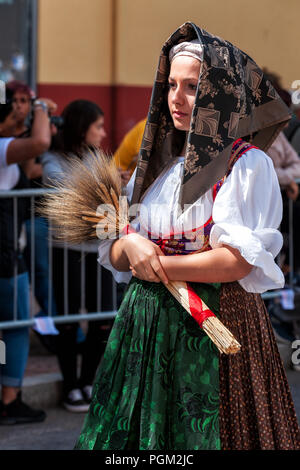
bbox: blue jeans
[24,217,57,316]
[0,272,30,387]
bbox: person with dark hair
[54,99,106,155]
[0,88,56,424]
[267,131,300,281]
[5,81,58,341]
[41,100,107,178]
[6,80,34,137]
[75,23,300,450]
[262,72,300,265]
[41,99,113,413]
[6,80,43,179]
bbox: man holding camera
[0,87,56,424]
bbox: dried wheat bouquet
[41,149,241,355]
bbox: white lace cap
[169,39,204,64]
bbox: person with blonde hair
[113,117,146,186]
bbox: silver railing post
[80,247,86,313]
[13,196,18,322]
[97,261,102,313]
[30,196,35,317]
[48,218,53,316]
[63,243,69,316]
[289,196,294,288]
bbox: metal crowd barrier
[286,178,300,288]
[0,181,300,330]
[0,188,119,330]
[261,177,300,301]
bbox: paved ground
[0,406,85,450]
[0,367,299,450]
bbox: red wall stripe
[37,83,152,152]
[112,85,152,147]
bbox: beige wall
[38,0,299,90]
[38,0,113,84]
[116,0,300,89]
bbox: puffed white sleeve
[210,148,285,293]
[97,169,137,284]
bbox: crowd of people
[0,54,300,443]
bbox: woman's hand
[118,168,131,187]
[158,244,253,283]
[38,97,58,115]
[286,180,299,201]
[122,233,169,284]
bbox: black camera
[26,99,64,131]
[50,115,64,129]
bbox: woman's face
[12,91,31,124]
[168,56,201,132]
[84,115,107,148]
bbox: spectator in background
[0,89,55,424]
[287,100,300,155]
[6,81,58,331]
[266,131,300,277]
[41,99,114,413]
[267,131,300,201]
[262,68,300,155]
[6,80,34,137]
[7,80,43,179]
[262,69,300,275]
[113,117,146,186]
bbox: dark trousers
[52,247,114,396]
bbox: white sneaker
[63,389,89,413]
[82,385,93,403]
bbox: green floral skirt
[75,278,222,450]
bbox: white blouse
[98,147,285,294]
[0,137,19,190]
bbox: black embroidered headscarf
[130,22,291,209]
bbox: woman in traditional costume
[75,22,300,450]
